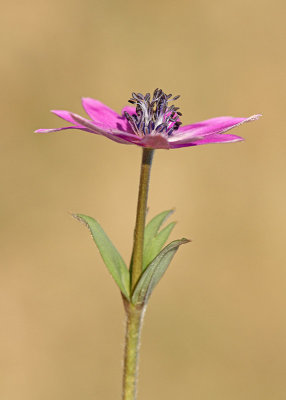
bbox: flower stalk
[122,147,154,400]
[130,148,154,291]
[122,302,145,400]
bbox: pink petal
[117,106,137,132]
[176,114,261,139]
[121,106,136,116]
[51,110,77,124]
[35,126,93,133]
[169,133,243,148]
[82,98,121,130]
[70,113,140,145]
[140,134,170,149]
[51,110,95,131]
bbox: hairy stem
[130,148,154,292]
[122,148,154,400]
[122,302,145,400]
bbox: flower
[35,89,261,150]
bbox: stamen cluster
[124,89,182,137]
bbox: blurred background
[1,0,285,399]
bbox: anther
[126,89,182,137]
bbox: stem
[130,148,154,292]
[122,147,154,400]
[122,302,144,400]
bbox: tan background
[1,0,285,399]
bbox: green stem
[130,148,154,292]
[122,302,144,400]
[122,147,154,400]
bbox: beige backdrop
[1,0,285,399]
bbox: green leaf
[143,209,175,270]
[143,221,176,270]
[132,238,190,305]
[73,214,130,299]
[144,209,174,247]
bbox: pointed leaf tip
[73,213,130,300]
[143,209,176,270]
[143,221,177,270]
[132,238,190,305]
[144,209,175,243]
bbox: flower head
[36,89,261,149]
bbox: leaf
[143,222,176,270]
[144,209,174,248]
[132,238,190,305]
[143,209,175,270]
[73,214,130,299]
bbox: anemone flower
[35,89,261,149]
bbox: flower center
[124,89,182,137]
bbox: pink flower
[35,89,261,150]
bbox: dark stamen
[124,89,182,137]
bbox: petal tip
[248,114,262,121]
[34,128,49,133]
